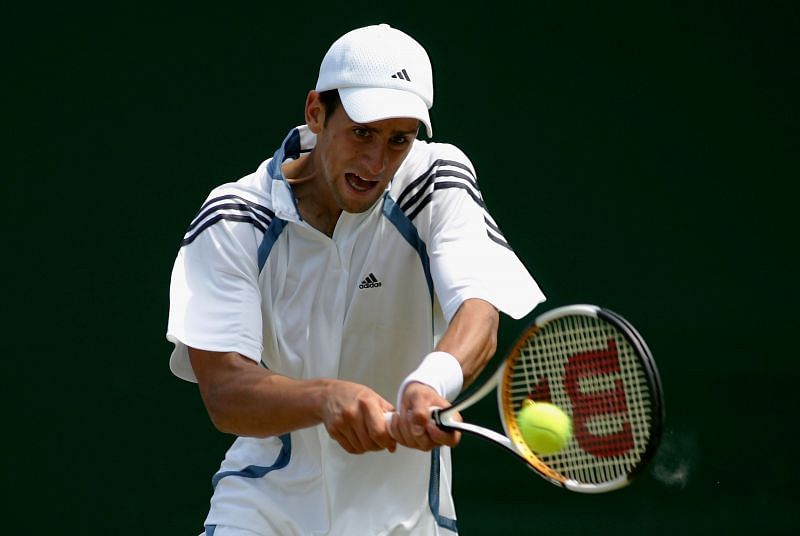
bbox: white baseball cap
[315,24,434,137]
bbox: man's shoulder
[180,159,278,248]
[409,139,474,172]
[390,140,478,197]
[204,159,274,210]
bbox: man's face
[312,98,419,214]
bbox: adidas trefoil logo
[391,69,411,81]
[358,272,382,289]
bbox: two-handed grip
[382,408,448,436]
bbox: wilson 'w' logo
[564,339,634,458]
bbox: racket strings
[505,314,655,485]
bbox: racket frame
[435,304,664,493]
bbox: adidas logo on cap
[391,69,411,81]
[358,273,382,289]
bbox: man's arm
[391,297,499,450]
[189,348,397,454]
[435,297,499,388]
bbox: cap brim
[338,86,432,138]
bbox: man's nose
[362,141,386,177]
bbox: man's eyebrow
[357,124,419,136]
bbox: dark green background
[6,1,798,534]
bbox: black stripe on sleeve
[196,194,275,220]
[406,183,513,251]
[186,202,272,233]
[406,191,435,222]
[487,229,513,251]
[483,216,503,237]
[407,181,487,220]
[396,162,440,207]
[400,171,480,213]
[397,159,514,252]
[437,159,476,181]
[181,214,267,247]
[395,159,476,207]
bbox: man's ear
[305,91,325,134]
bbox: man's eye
[391,136,408,145]
[353,128,369,137]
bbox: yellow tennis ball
[517,399,572,455]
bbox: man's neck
[282,153,341,237]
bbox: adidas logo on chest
[358,273,382,289]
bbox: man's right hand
[388,381,461,452]
[321,380,397,454]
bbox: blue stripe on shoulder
[211,433,292,488]
[381,194,433,297]
[267,128,302,180]
[258,218,288,272]
[284,128,302,160]
[429,448,458,533]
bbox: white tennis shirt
[168,125,545,535]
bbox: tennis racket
[408,304,664,493]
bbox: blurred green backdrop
[5,1,797,534]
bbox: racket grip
[383,408,444,427]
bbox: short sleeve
[167,196,266,382]
[426,147,545,321]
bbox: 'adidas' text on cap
[315,24,434,137]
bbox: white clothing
[168,125,545,535]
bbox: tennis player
[167,23,545,535]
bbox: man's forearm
[434,298,499,388]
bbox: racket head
[498,304,664,492]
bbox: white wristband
[397,351,464,409]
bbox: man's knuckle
[340,407,357,421]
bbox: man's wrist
[397,351,463,409]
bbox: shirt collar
[267,126,317,222]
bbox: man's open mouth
[345,172,379,192]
